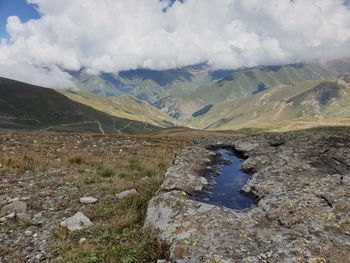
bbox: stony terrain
[0,131,196,262]
[145,127,350,262]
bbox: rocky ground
[0,131,195,262]
[145,127,350,263]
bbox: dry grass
[0,131,202,262]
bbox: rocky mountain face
[70,59,350,122]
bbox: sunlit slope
[191,75,350,130]
[0,77,161,134]
[59,90,180,128]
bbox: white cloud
[1,0,350,87]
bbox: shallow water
[196,148,257,210]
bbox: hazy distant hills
[0,77,162,134]
[70,59,350,120]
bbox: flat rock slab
[60,212,92,231]
[79,196,98,204]
[145,132,350,262]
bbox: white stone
[79,238,87,244]
[79,196,98,204]
[60,212,92,231]
[115,189,138,199]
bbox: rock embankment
[145,129,350,262]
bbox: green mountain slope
[190,75,350,131]
[0,77,161,134]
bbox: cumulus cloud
[1,0,350,87]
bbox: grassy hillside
[58,90,180,128]
[71,59,350,119]
[190,75,350,131]
[0,77,161,134]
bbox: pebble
[115,189,138,199]
[79,238,87,244]
[140,176,150,183]
[24,230,33,237]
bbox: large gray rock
[60,212,92,231]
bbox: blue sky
[0,0,40,38]
[0,0,183,39]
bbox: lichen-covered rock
[145,132,350,262]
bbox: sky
[0,0,350,88]
[0,0,40,38]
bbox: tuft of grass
[97,166,115,178]
[68,155,85,165]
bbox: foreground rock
[115,189,138,199]
[145,130,350,262]
[60,212,92,231]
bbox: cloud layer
[1,0,350,87]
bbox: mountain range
[1,58,350,133]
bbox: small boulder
[60,212,92,231]
[115,189,138,199]
[1,201,27,216]
[79,196,98,204]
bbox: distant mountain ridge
[70,59,350,120]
